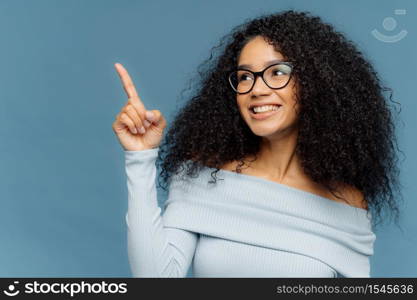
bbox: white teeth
[253,105,281,113]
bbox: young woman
[112,10,401,277]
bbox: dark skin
[221,36,368,210]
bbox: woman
[112,11,401,277]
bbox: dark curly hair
[155,10,404,230]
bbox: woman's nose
[251,75,272,95]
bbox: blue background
[0,0,415,277]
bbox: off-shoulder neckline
[214,168,369,213]
[125,149,369,214]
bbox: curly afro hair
[155,10,403,230]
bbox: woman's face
[236,36,300,139]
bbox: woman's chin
[251,127,283,137]
[250,123,298,139]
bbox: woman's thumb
[146,109,166,129]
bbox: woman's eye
[271,65,291,76]
[238,74,252,81]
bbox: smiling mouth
[249,106,282,120]
[249,105,282,114]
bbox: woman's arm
[125,147,198,277]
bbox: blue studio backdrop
[0,0,415,277]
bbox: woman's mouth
[249,105,282,120]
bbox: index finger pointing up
[114,63,141,100]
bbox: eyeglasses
[228,62,293,94]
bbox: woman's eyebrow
[237,59,285,69]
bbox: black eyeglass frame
[228,62,294,95]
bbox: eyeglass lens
[230,63,292,93]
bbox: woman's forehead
[237,58,287,70]
[238,37,285,66]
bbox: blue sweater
[125,147,376,277]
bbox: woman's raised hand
[112,63,166,151]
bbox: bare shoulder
[219,161,368,210]
[333,183,368,210]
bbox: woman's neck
[248,131,306,183]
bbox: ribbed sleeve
[124,147,198,277]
